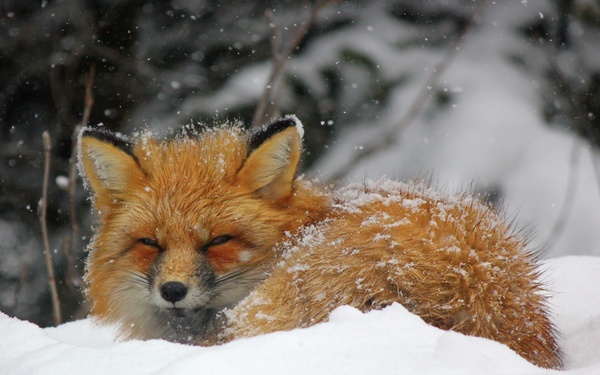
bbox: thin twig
[39,131,62,326]
[327,1,488,181]
[251,1,339,128]
[65,64,96,291]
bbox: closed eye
[139,238,163,251]
[200,235,233,252]
[209,235,233,246]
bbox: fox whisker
[213,262,266,287]
[123,270,151,290]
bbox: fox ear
[237,116,303,202]
[78,128,143,212]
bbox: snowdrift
[1,256,599,375]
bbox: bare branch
[39,131,62,326]
[327,1,488,181]
[64,65,96,292]
[251,1,340,129]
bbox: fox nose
[160,281,188,303]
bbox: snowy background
[2,0,600,373]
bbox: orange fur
[79,117,561,369]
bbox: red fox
[79,116,561,369]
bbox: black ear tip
[249,115,303,151]
[79,127,134,156]
[268,115,298,129]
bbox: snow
[287,114,304,141]
[312,2,600,259]
[0,256,598,374]
[5,2,600,374]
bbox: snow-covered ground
[1,256,599,374]
[3,2,600,374]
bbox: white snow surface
[1,256,599,374]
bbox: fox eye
[209,235,233,246]
[199,235,233,252]
[139,238,162,250]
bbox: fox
[78,116,562,369]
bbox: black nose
[160,281,188,303]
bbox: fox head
[78,116,327,342]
